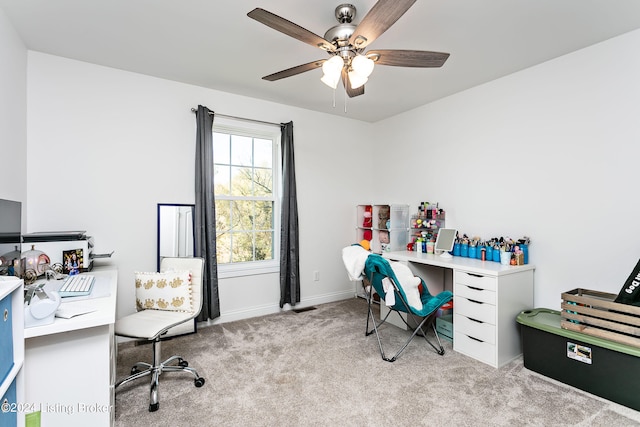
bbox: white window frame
[213,117,281,279]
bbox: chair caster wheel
[194,377,205,387]
[179,359,189,368]
[149,402,159,412]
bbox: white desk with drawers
[383,251,535,368]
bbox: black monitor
[0,199,22,276]
[434,228,457,259]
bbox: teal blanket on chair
[364,253,453,317]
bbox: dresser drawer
[454,283,495,305]
[454,331,496,366]
[455,271,497,291]
[454,296,496,325]
[454,313,495,344]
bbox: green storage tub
[517,308,640,411]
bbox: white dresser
[453,268,534,368]
[383,251,534,368]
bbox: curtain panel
[279,121,300,308]
[194,105,220,320]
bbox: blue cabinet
[0,294,14,385]
[0,278,23,427]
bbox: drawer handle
[468,335,484,343]
[467,317,483,324]
[467,298,483,305]
[467,273,484,278]
[3,308,7,322]
[468,286,483,291]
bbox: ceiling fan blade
[349,0,416,49]
[342,68,364,98]
[367,50,450,67]
[248,8,335,52]
[262,60,326,81]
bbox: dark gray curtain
[194,105,220,320]
[279,121,300,308]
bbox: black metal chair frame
[363,271,446,363]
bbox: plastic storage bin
[517,308,640,411]
[436,314,453,342]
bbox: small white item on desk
[24,284,61,328]
[55,304,97,319]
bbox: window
[213,120,280,277]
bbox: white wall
[372,29,640,310]
[0,8,27,207]
[25,52,374,321]
[15,18,640,322]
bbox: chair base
[365,286,446,362]
[115,339,205,411]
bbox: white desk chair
[115,257,205,412]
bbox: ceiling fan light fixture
[321,55,344,89]
[321,72,341,89]
[322,55,344,74]
[348,70,368,89]
[351,55,374,77]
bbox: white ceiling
[3,0,640,122]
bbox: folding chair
[363,253,453,362]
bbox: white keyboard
[58,274,95,297]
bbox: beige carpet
[114,298,640,426]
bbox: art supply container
[460,244,469,257]
[469,246,477,259]
[453,243,461,257]
[521,244,529,264]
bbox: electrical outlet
[313,271,319,281]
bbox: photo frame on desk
[62,248,83,275]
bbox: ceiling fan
[247,0,450,98]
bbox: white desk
[383,251,534,368]
[24,268,117,427]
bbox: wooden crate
[561,288,640,348]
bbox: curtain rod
[190,108,281,127]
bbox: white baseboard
[201,289,355,326]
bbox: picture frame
[63,248,83,275]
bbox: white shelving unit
[355,204,410,254]
[0,277,24,427]
[354,204,410,301]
